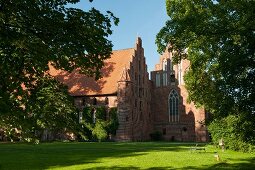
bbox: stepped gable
[48,48,134,96]
[119,67,131,82]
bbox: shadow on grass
[0,142,254,170]
[173,157,255,170]
[84,166,174,170]
[83,157,255,170]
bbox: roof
[48,48,134,96]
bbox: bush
[92,121,107,142]
[107,107,119,135]
[208,115,255,152]
[79,106,119,141]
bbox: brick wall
[150,49,208,142]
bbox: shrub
[79,106,119,141]
[208,115,255,152]
[92,121,107,142]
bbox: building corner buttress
[115,68,133,141]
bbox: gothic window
[155,73,161,87]
[162,59,167,71]
[168,90,179,122]
[163,72,168,86]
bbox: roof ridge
[112,48,134,52]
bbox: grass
[0,142,254,170]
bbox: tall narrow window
[155,73,161,87]
[168,90,179,122]
[163,72,168,86]
[169,60,173,71]
[162,59,167,71]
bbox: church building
[49,37,208,142]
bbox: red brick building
[49,37,208,142]
[150,47,208,142]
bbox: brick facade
[150,48,208,142]
[49,37,208,142]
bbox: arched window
[168,90,179,122]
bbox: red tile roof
[48,48,134,96]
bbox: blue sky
[72,0,169,72]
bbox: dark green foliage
[80,106,118,141]
[107,107,119,135]
[0,76,80,141]
[150,131,162,141]
[157,0,255,116]
[95,106,107,120]
[157,0,255,151]
[27,77,79,141]
[0,0,118,140]
[208,114,255,152]
[92,120,107,142]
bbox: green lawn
[0,142,254,170]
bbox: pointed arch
[168,89,179,122]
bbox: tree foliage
[157,0,255,117]
[157,0,255,150]
[80,106,118,141]
[208,114,255,152]
[25,77,78,138]
[0,0,118,139]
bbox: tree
[208,114,255,152]
[157,0,255,117]
[25,76,79,140]
[157,0,255,150]
[0,0,119,140]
